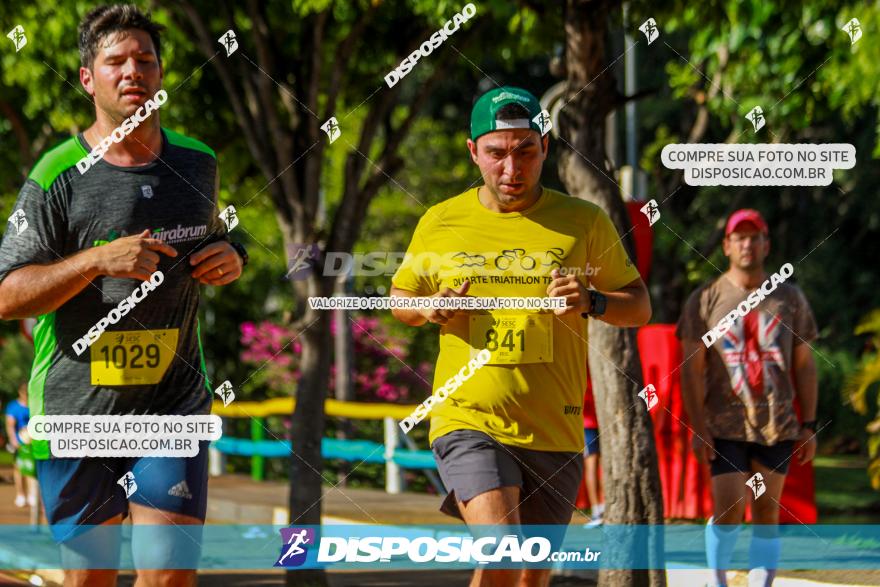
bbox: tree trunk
[0,99,34,178]
[334,278,355,487]
[286,273,334,587]
[559,1,665,586]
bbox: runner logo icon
[7,25,26,52]
[321,117,341,143]
[275,527,315,567]
[7,210,27,236]
[640,199,660,226]
[219,29,238,56]
[746,472,766,499]
[118,471,138,498]
[285,244,319,280]
[746,106,765,132]
[842,18,862,45]
[639,18,660,45]
[219,205,239,231]
[215,381,235,407]
[638,384,659,411]
[532,109,552,136]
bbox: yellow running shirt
[392,187,640,452]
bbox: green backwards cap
[470,86,544,141]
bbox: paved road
[116,570,591,586]
[0,571,31,586]
[0,469,876,586]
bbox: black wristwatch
[801,420,818,433]
[230,241,248,267]
[581,291,607,318]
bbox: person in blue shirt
[5,382,34,507]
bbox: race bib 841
[469,313,553,364]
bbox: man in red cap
[677,209,818,587]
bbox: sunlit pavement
[5,563,879,586]
[0,475,876,587]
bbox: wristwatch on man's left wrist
[801,420,818,433]
[581,290,607,318]
[230,241,248,267]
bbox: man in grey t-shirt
[677,209,818,587]
[0,6,244,585]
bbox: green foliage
[633,0,880,467]
[814,345,865,451]
[653,0,873,140]
[0,333,33,402]
[640,2,880,331]
[2,0,878,492]
[813,456,880,522]
[846,310,880,488]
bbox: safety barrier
[209,398,438,494]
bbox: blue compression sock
[705,517,742,586]
[748,533,781,586]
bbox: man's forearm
[596,284,652,327]
[794,363,818,422]
[681,370,708,432]
[389,286,432,326]
[680,343,709,433]
[391,307,427,327]
[0,249,100,319]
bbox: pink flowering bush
[240,321,300,391]
[239,316,431,402]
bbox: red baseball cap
[725,209,768,236]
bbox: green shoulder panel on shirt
[164,128,216,159]
[29,312,57,460]
[27,137,88,192]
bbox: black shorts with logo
[710,437,795,476]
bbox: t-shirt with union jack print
[676,274,818,445]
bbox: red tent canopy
[626,201,654,280]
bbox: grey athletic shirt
[0,129,225,456]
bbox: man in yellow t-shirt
[391,86,650,586]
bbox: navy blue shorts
[36,440,210,542]
[583,428,600,456]
[709,438,795,477]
